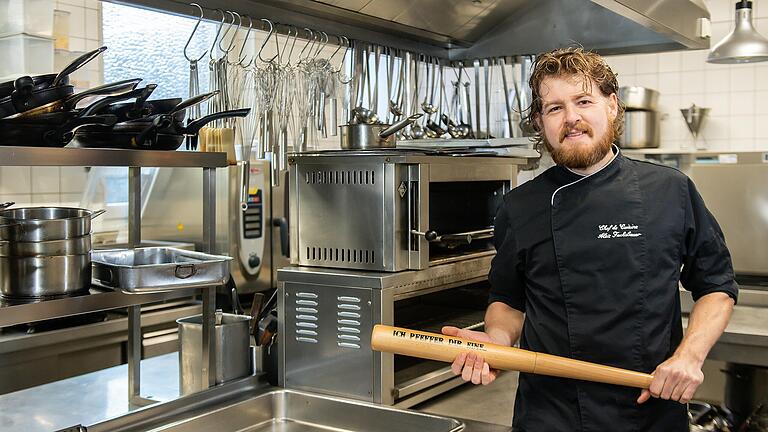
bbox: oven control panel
[239,163,267,276]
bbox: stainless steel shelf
[0,287,200,328]
[0,147,228,167]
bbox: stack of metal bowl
[0,206,104,300]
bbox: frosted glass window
[102,2,216,101]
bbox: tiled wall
[0,0,101,207]
[605,0,768,152]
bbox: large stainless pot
[0,207,105,241]
[619,86,659,111]
[340,113,422,150]
[619,110,660,149]
[0,253,91,298]
[0,235,91,257]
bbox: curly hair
[525,47,624,150]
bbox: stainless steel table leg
[127,167,155,407]
[202,167,217,388]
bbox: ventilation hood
[117,0,711,58]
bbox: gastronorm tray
[91,247,232,293]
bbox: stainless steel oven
[277,254,492,407]
[288,151,523,272]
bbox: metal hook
[237,15,253,66]
[209,9,226,60]
[286,25,299,66]
[296,28,314,64]
[257,19,278,63]
[218,11,238,54]
[313,31,329,59]
[184,3,207,62]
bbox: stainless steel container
[339,114,422,150]
[0,253,91,298]
[619,110,660,148]
[177,312,252,395]
[0,207,105,241]
[91,247,232,293]
[0,235,91,257]
[619,86,659,111]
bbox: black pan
[9,78,142,119]
[0,83,148,147]
[0,73,66,99]
[0,47,107,118]
[73,108,250,150]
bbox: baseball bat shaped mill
[371,325,653,389]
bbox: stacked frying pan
[0,46,250,150]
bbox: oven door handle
[410,228,494,245]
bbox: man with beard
[443,48,737,431]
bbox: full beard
[543,120,614,170]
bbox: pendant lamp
[707,0,768,64]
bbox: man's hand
[442,326,500,386]
[637,354,704,404]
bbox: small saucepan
[339,113,423,150]
[0,47,107,118]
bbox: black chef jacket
[488,147,738,432]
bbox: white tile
[658,72,682,95]
[635,53,659,74]
[605,55,636,76]
[0,194,32,207]
[31,167,61,194]
[680,71,706,95]
[701,115,730,140]
[756,115,768,138]
[658,93,681,116]
[0,167,32,194]
[729,91,755,115]
[730,67,755,91]
[85,8,99,40]
[705,0,734,23]
[57,3,85,39]
[634,74,659,91]
[69,36,86,51]
[755,65,768,90]
[756,139,768,151]
[618,74,637,87]
[59,167,88,194]
[756,18,768,36]
[701,138,730,151]
[661,114,684,141]
[709,21,732,43]
[31,194,61,206]
[84,0,99,9]
[705,92,731,116]
[59,0,84,7]
[658,51,682,73]
[60,193,82,207]
[85,39,100,51]
[730,138,756,151]
[659,139,683,151]
[755,91,768,114]
[730,115,755,139]
[704,69,730,93]
[681,50,707,71]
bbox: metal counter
[0,352,510,432]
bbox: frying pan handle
[169,90,219,116]
[53,46,107,87]
[0,202,14,210]
[90,209,106,219]
[184,108,251,134]
[45,114,117,146]
[10,76,35,109]
[79,84,158,117]
[64,78,143,111]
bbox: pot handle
[169,90,219,116]
[63,78,143,111]
[90,209,106,219]
[79,84,158,117]
[0,202,14,210]
[184,108,251,134]
[379,113,423,138]
[53,46,107,87]
[174,264,197,279]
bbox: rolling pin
[371,325,653,389]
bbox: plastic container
[0,0,54,37]
[52,9,69,50]
[0,33,54,77]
